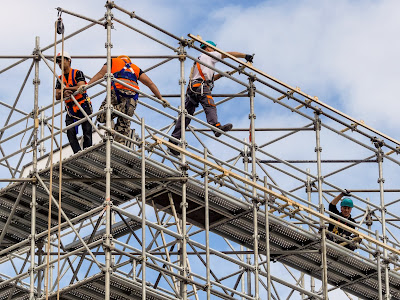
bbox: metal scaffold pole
[249,76,259,299]
[376,230,383,300]
[204,148,211,299]
[30,35,41,300]
[242,139,248,300]
[104,2,113,299]
[179,40,188,300]
[314,111,329,299]
[141,118,147,299]
[376,141,391,300]
[264,176,272,300]
[306,168,316,295]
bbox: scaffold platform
[0,141,399,300]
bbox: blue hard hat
[341,198,353,208]
[200,40,216,49]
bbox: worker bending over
[328,190,359,250]
[55,51,92,154]
[83,55,169,144]
[168,40,254,156]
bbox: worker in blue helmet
[168,40,254,156]
[327,190,359,250]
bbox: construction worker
[83,55,169,144]
[327,190,359,250]
[55,51,93,154]
[168,40,254,156]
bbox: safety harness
[188,59,214,96]
[60,69,92,133]
[112,62,140,112]
[61,71,91,117]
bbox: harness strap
[196,62,207,82]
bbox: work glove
[245,54,254,63]
[343,189,351,196]
[161,97,170,108]
[76,84,88,95]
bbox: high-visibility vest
[111,58,140,93]
[59,69,90,114]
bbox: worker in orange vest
[55,51,92,154]
[84,55,169,144]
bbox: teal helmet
[200,40,216,49]
[341,198,353,208]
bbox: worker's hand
[245,54,254,63]
[76,84,87,95]
[343,189,351,196]
[161,98,170,108]
[63,90,73,98]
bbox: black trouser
[65,103,92,154]
[171,82,218,140]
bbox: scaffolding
[0,2,400,299]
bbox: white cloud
[211,0,400,135]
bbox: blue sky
[0,0,399,299]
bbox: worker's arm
[65,81,85,92]
[138,73,170,107]
[56,84,71,100]
[214,73,223,81]
[331,192,344,206]
[223,52,246,59]
[87,65,107,86]
[222,52,254,63]
[56,88,62,100]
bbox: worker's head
[56,51,71,72]
[340,198,353,217]
[200,40,216,52]
[117,55,131,64]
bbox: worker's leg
[81,103,93,149]
[97,90,118,124]
[65,114,81,153]
[114,95,137,143]
[199,92,219,127]
[199,87,232,137]
[171,92,197,140]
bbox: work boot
[167,139,180,156]
[214,123,233,137]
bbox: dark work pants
[171,83,219,140]
[65,103,93,153]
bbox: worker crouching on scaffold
[82,55,169,145]
[327,190,361,251]
[55,51,92,154]
[168,41,254,156]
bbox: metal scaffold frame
[0,1,400,300]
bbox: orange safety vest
[111,58,140,93]
[59,69,90,114]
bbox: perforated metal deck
[43,273,176,300]
[0,141,399,299]
[0,278,29,300]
